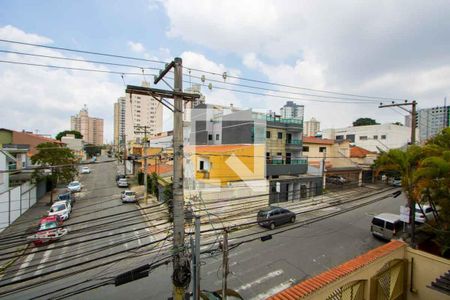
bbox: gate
[326,280,365,300]
[370,259,407,300]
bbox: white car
[48,201,71,221]
[80,166,91,174]
[121,190,136,203]
[67,181,81,192]
[117,178,129,188]
[415,204,440,224]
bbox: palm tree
[374,145,424,245]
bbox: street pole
[322,148,327,190]
[192,216,201,300]
[173,57,186,300]
[379,100,418,247]
[222,229,229,300]
[122,133,127,175]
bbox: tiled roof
[269,240,406,300]
[303,137,334,145]
[350,146,375,158]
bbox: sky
[0,0,448,142]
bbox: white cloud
[0,25,123,142]
[127,41,146,53]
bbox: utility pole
[135,125,151,204]
[122,133,127,175]
[322,148,327,190]
[125,58,200,300]
[191,216,201,300]
[379,100,418,247]
[221,229,229,300]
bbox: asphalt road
[0,157,151,299]
[70,187,405,300]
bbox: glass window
[302,146,309,152]
[381,135,386,139]
[319,147,327,153]
[386,222,394,230]
[373,135,378,140]
[372,218,384,227]
[215,134,220,140]
[266,131,271,138]
[278,132,283,139]
[360,136,368,140]
[336,135,344,140]
[208,134,212,141]
[199,161,204,170]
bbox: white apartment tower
[304,117,320,137]
[114,82,163,145]
[416,106,449,142]
[280,101,304,121]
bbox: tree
[31,142,77,204]
[84,144,102,158]
[352,118,379,126]
[55,130,83,141]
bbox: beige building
[70,106,104,145]
[304,117,320,137]
[114,82,163,146]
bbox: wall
[0,129,13,145]
[406,248,450,300]
[0,182,37,232]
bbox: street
[67,187,404,300]
[0,158,151,299]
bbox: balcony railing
[266,158,308,165]
[266,158,308,176]
[286,139,302,145]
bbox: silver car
[117,178,129,188]
[121,191,136,203]
[67,181,81,192]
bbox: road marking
[236,269,284,292]
[33,244,55,276]
[12,248,37,281]
[248,279,293,300]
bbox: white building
[114,81,163,145]
[304,117,320,137]
[322,123,417,152]
[415,106,449,142]
[280,101,304,121]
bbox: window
[208,134,212,141]
[136,96,141,99]
[277,152,282,156]
[215,134,220,140]
[335,135,344,140]
[266,131,271,139]
[381,135,386,140]
[372,218,384,227]
[199,161,204,170]
[266,152,270,159]
[346,134,355,142]
[373,135,378,140]
[319,147,327,153]
[277,132,283,139]
[359,136,368,140]
[302,146,309,152]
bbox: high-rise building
[304,117,320,137]
[280,101,304,121]
[414,106,450,142]
[113,82,163,145]
[70,105,104,145]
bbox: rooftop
[350,145,376,158]
[303,137,334,145]
[269,240,406,300]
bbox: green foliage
[31,142,77,186]
[84,144,102,158]
[352,118,379,126]
[55,130,82,141]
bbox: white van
[371,213,404,240]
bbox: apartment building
[280,100,304,120]
[408,105,450,142]
[113,82,163,146]
[321,123,416,152]
[304,117,320,137]
[70,106,104,145]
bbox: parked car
[67,181,81,192]
[415,204,440,224]
[80,166,91,174]
[29,216,66,246]
[57,191,74,206]
[371,213,404,240]
[391,177,402,187]
[117,178,129,188]
[257,207,296,230]
[115,174,126,182]
[326,175,346,185]
[49,201,71,220]
[91,156,97,162]
[121,190,137,203]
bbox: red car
[28,216,67,246]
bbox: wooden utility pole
[135,125,151,203]
[126,57,200,300]
[379,100,418,246]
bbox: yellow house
[187,144,265,186]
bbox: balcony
[286,139,302,150]
[266,158,308,176]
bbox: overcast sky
[0,0,448,142]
